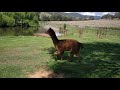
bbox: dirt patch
[28,69,64,78]
[34,33,50,37]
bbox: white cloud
[64,12,71,13]
[102,12,109,15]
[78,12,96,16]
[100,12,115,16]
[64,12,116,16]
[108,12,116,15]
[65,12,99,16]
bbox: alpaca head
[46,28,56,36]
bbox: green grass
[0,36,52,78]
[0,25,120,78]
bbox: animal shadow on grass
[45,42,120,78]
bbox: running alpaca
[46,28,83,61]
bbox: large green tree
[0,12,39,27]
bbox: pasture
[0,20,120,78]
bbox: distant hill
[63,12,83,18]
[39,12,101,20]
[63,12,101,20]
[94,16,101,20]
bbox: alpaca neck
[50,33,59,46]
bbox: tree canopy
[0,12,39,27]
[101,12,120,19]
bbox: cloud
[64,12,116,16]
[102,12,109,15]
[78,12,96,16]
[64,12,72,13]
[99,12,115,16]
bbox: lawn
[0,25,120,78]
[0,36,54,77]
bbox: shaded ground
[45,42,120,78]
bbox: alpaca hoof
[55,59,57,61]
[68,59,73,62]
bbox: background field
[46,20,120,28]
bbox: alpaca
[46,28,83,61]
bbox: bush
[28,20,38,27]
[0,15,15,27]
[0,12,39,27]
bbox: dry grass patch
[28,68,64,78]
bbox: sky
[64,12,116,16]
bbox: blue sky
[64,12,116,16]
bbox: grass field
[0,23,120,78]
[47,20,120,28]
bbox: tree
[1,14,15,26]
[114,12,120,19]
[89,16,94,20]
[101,14,114,19]
[63,23,66,29]
[0,12,3,26]
[0,12,39,27]
[40,15,50,21]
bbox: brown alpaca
[46,28,83,61]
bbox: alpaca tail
[78,42,83,49]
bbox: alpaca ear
[49,28,53,30]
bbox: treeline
[40,14,81,21]
[39,13,96,21]
[0,12,39,27]
[101,12,120,19]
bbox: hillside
[39,12,101,20]
[63,12,101,20]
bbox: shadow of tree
[45,42,120,78]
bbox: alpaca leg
[54,51,64,60]
[77,51,80,59]
[77,52,81,62]
[69,53,73,62]
[60,54,63,60]
[54,51,60,59]
[60,51,64,60]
